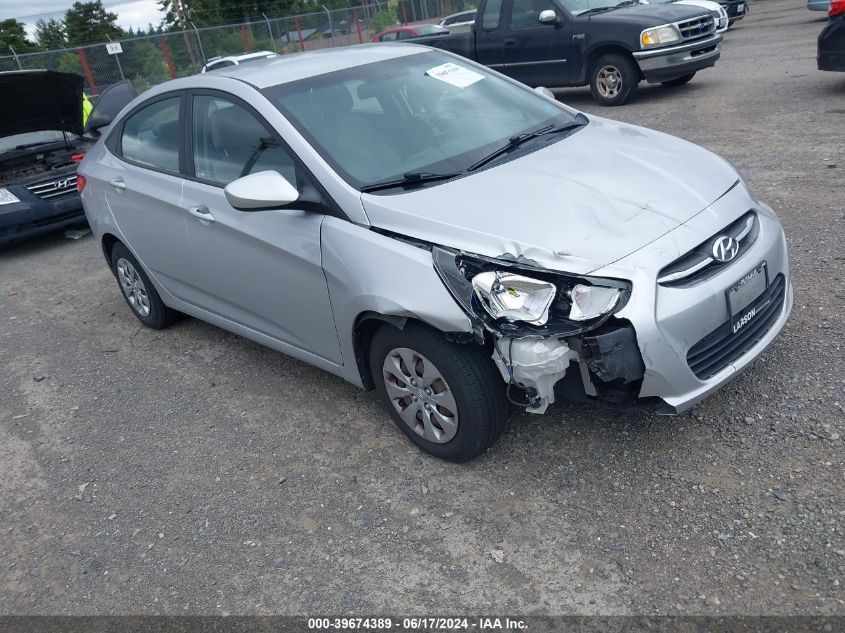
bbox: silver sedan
[78,44,791,462]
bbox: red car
[371,24,448,42]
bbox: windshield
[560,0,636,15]
[262,51,577,190]
[0,130,76,154]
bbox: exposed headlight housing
[640,25,681,48]
[569,284,621,321]
[472,271,557,325]
[433,247,631,337]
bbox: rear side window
[120,97,181,173]
[191,95,298,186]
[482,0,503,29]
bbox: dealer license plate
[726,262,769,335]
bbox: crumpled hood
[361,116,738,274]
[0,70,84,138]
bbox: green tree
[65,1,124,46]
[0,18,37,52]
[35,18,68,50]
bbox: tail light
[77,174,86,193]
[831,0,845,17]
[71,153,85,163]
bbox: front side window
[120,97,181,173]
[262,50,577,191]
[191,95,297,187]
[482,0,503,29]
[510,0,557,28]
[380,32,397,41]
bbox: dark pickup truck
[417,0,723,105]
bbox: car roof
[209,43,427,88]
[211,50,277,64]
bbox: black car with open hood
[0,70,135,245]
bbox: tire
[589,53,639,106]
[111,242,179,330]
[662,72,696,87]
[369,322,508,462]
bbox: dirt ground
[1,0,843,616]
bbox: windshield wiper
[579,0,638,15]
[468,115,588,172]
[360,171,462,193]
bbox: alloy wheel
[596,65,623,99]
[116,257,151,318]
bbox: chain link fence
[0,0,474,98]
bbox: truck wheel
[369,322,509,462]
[589,53,639,106]
[662,72,696,87]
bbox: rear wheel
[370,322,508,462]
[589,53,639,106]
[111,242,179,329]
[662,72,696,87]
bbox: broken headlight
[472,271,556,325]
[432,246,631,336]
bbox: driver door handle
[503,38,517,46]
[109,177,126,191]
[187,205,215,223]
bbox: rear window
[120,97,181,173]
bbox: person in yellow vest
[82,92,93,127]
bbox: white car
[201,51,278,73]
[641,0,729,32]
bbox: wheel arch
[582,44,642,83]
[352,312,480,391]
[101,232,120,267]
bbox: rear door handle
[503,38,517,46]
[187,205,215,224]
[109,177,126,191]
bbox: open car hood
[0,70,84,138]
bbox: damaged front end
[432,246,646,413]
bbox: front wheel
[370,322,508,462]
[662,72,696,87]
[589,53,639,106]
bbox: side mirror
[539,9,559,24]
[85,113,113,131]
[534,86,556,100]
[224,170,299,211]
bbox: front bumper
[0,187,86,245]
[721,1,748,20]
[633,34,722,84]
[589,182,791,415]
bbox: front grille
[686,274,786,380]
[677,15,716,41]
[26,175,78,200]
[658,211,758,286]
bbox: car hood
[361,116,739,275]
[585,3,710,25]
[0,70,84,138]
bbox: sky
[1,0,166,33]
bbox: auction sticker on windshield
[425,62,484,89]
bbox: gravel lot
[1,0,843,616]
